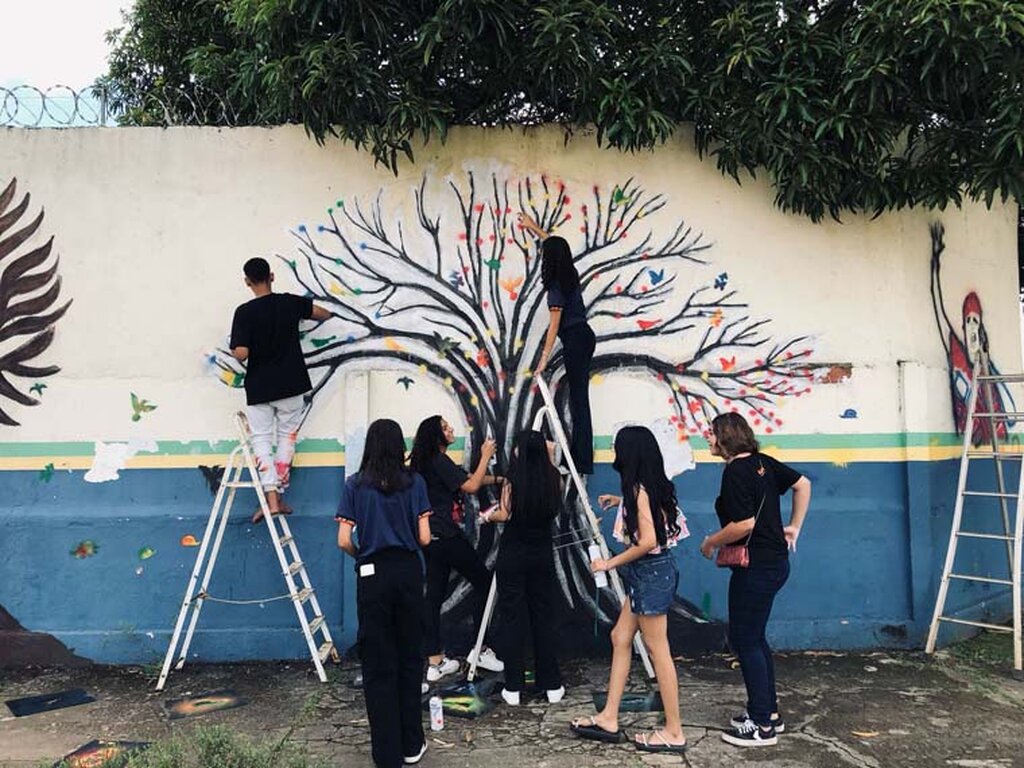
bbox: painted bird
[447,269,465,288]
[719,356,737,372]
[647,268,665,285]
[709,308,724,328]
[384,337,405,352]
[433,332,461,357]
[636,319,659,331]
[309,336,337,349]
[500,276,524,300]
[484,256,502,271]
[397,376,415,390]
[38,462,54,482]
[130,393,157,422]
[714,272,729,290]
[29,382,47,396]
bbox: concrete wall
[0,125,1020,666]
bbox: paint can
[588,544,608,589]
[429,696,444,731]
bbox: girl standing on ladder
[571,426,690,754]
[517,213,596,475]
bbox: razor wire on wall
[1,84,246,128]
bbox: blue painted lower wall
[0,458,1018,664]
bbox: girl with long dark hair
[570,426,689,754]
[408,414,504,682]
[699,412,810,748]
[517,214,595,474]
[481,430,565,706]
[336,419,432,768]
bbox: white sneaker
[546,686,565,703]
[403,742,428,764]
[468,646,505,672]
[501,688,520,706]
[426,657,460,682]
[421,682,429,694]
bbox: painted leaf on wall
[0,178,72,426]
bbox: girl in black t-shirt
[409,415,504,683]
[517,213,596,474]
[481,430,565,706]
[699,412,811,749]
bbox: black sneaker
[722,719,778,747]
[730,712,785,733]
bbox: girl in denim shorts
[570,426,690,754]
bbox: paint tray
[53,739,149,768]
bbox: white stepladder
[468,376,655,682]
[155,411,338,691]
[925,358,1024,678]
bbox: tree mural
[0,178,71,427]
[214,169,818,650]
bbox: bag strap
[742,461,768,547]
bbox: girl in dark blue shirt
[337,419,432,768]
[518,213,595,474]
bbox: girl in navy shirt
[517,213,596,474]
[337,419,432,768]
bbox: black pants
[497,542,562,692]
[560,323,596,474]
[727,559,790,727]
[357,548,426,768]
[424,534,492,657]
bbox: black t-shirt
[502,483,557,547]
[421,453,469,538]
[547,284,588,336]
[715,453,802,565]
[230,293,313,405]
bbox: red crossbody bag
[715,462,767,568]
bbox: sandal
[570,716,625,743]
[634,730,687,753]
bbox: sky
[0,0,130,89]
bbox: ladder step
[220,480,258,488]
[278,535,294,547]
[955,531,1016,541]
[977,374,1024,382]
[961,491,1018,498]
[308,615,326,634]
[294,587,314,604]
[938,616,1016,632]
[966,451,1024,459]
[318,641,334,662]
[949,573,1014,586]
[972,412,1024,418]
[286,560,305,576]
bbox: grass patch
[946,626,1017,670]
[51,726,327,768]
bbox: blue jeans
[727,559,790,727]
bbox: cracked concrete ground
[2,651,1023,767]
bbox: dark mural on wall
[215,170,823,652]
[0,177,76,665]
[930,222,1015,446]
[0,177,71,427]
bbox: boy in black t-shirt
[230,257,331,523]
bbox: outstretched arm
[517,212,548,240]
[929,222,952,359]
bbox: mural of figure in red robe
[930,222,1015,446]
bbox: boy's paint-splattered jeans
[245,394,305,492]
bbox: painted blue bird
[714,272,729,290]
[647,268,665,285]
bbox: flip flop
[634,730,687,753]
[570,716,625,743]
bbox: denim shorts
[620,551,679,616]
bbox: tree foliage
[98,0,1024,221]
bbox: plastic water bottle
[429,696,444,731]
[588,544,608,589]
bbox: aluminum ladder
[155,411,337,691]
[925,360,1023,677]
[467,376,655,681]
